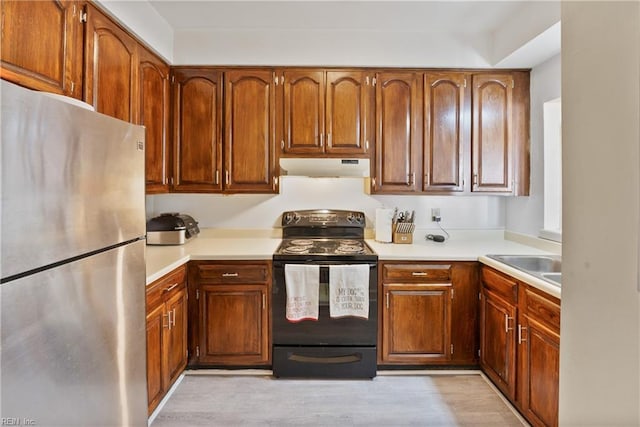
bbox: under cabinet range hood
[279,158,370,177]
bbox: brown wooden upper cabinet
[225,69,278,193]
[471,73,514,193]
[171,68,223,192]
[84,3,139,123]
[278,70,372,156]
[1,0,83,99]
[423,72,470,193]
[372,72,421,193]
[139,46,170,194]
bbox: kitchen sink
[541,272,562,285]
[486,254,562,287]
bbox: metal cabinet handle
[164,283,179,293]
[518,325,528,344]
[505,315,514,333]
[171,308,176,328]
[163,312,170,329]
[222,273,239,277]
[412,272,428,276]
[327,133,332,147]
[166,310,173,330]
[262,294,266,310]
[320,134,324,147]
[215,170,219,185]
[386,293,390,309]
[225,170,230,185]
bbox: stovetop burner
[274,209,378,262]
[276,238,374,257]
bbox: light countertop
[145,228,561,299]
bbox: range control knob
[347,212,364,224]
[283,212,300,225]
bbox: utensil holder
[392,223,415,244]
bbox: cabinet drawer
[196,263,269,283]
[523,286,561,332]
[146,264,187,313]
[382,264,451,283]
[481,266,517,304]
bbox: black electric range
[272,209,378,378]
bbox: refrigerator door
[1,81,146,280]
[1,240,147,426]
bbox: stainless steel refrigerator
[1,81,147,426]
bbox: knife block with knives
[392,209,415,244]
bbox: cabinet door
[225,70,277,193]
[325,71,370,155]
[165,287,188,388]
[282,70,325,154]
[199,284,269,365]
[146,303,165,415]
[84,3,138,122]
[480,289,517,399]
[172,68,223,192]
[381,283,452,363]
[518,316,559,427]
[373,72,420,193]
[138,46,170,194]
[1,0,82,98]
[423,72,468,192]
[472,73,514,193]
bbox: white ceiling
[99,0,560,67]
[148,1,527,35]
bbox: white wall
[172,29,491,67]
[95,0,174,62]
[147,177,505,230]
[505,54,561,238]
[560,2,639,425]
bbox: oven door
[272,260,377,346]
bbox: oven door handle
[288,353,362,364]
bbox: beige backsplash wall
[146,176,506,230]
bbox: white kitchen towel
[329,265,370,319]
[285,264,320,322]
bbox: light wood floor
[152,371,527,426]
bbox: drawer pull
[164,283,179,292]
[222,273,239,277]
[412,272,428,276]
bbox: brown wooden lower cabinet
[146,264,188,415]
[379,262,479,365]
[480,265,560,427]
[479,267,518,398]
[517,285,561,427]
[189,261,271,366]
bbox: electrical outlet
[431,208,441,222]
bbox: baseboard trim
[479,371,529,426]
[148,373,186,426]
